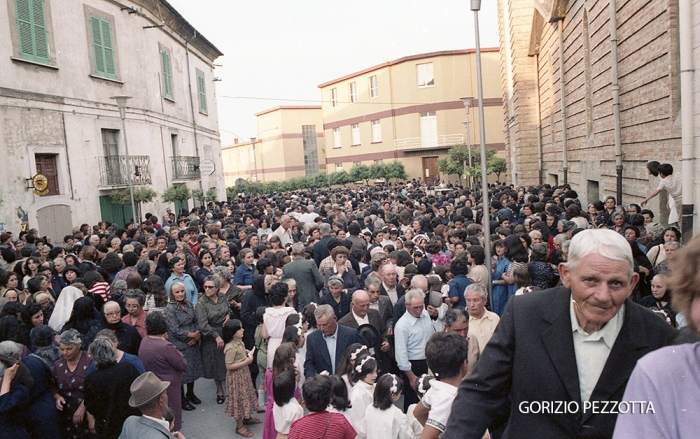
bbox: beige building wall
[221,106,324,184]
[319,49,505,182]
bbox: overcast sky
[166,1,501,146]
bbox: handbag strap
[321,412,332,439]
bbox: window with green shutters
[197,73,207,114]
[90,15,117,79]
[161,50,173,100]
[16,0,50,64]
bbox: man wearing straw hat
[118,371,185,439]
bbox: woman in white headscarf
[48,286,83,331]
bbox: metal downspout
[610,0,623,205]
[536,53,543,186]
[679,0,695,240]
[558,20,568,184]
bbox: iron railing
[172,156,201,180]
[394,134,464,150]
[98,155,151,187]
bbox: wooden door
[422,156,439,183]
[35,154,59,195]
[37,205,72,245]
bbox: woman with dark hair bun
[61,296,101,351]
[263,282,296,370]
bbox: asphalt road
[180,377,265,439]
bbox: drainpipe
[185,31,204,196]
[536,53,543,186]
[679,0,694,240]
[610,0,623,205]
[558,20,568,184]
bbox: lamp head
[471,0,481,11]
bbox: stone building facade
[498,0,681,211]
[0,0,224,240]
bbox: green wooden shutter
[161,50,173,99]
[197,74,207,113]
[16,0,49,64]
[91,16,117,80]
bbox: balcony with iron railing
[98,155,152,187]
[394,134,464,151]
[172,156,201,180]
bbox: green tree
[329,170,352,186]
[489,157,508,181]
[110,187,157,221]
[162,185,191,204]
[438,156,465,185]
[350,164,372,185]
[385,161,408,182]
[205,188,218,203]
[191,189,204,206]
[368,163,388,182]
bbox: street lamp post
[471,0,492,303]
[110,95,138,225]
[250,137,258,182]
[461,96,474,189]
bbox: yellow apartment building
[221,106,325,186]
[318,49,504,183]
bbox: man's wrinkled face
[560,254,637,331]
[351,293,370,318]
[382,267,397,288]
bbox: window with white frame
[239,150,245,163]
[349,82,357,103]
[335,163,343,172]
[354,161,362,166]
[250,148,255,163]
[374,159,383,165]
[369,75,378,98]
[333,128,341,148]
[371,120,381,143]
[420,111,438,147]
[351,124,360,146]
[417,62,434,87]
[331,88,338,107]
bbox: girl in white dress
[272,370,303,439]
[328,374,353,424]
[336,344,368,396]
[348,355,378,439]
[365,374,412,439]
[263,282,297,369]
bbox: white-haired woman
[51,329,91,439]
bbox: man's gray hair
[58,328,83,347]
[665,241,681,250]
[566,229,633,278]
[283,278,297,287]
[464,283,488,300]
[0,340,21,361]
[404,288,425,304]
[319,223,332,234]
[314,304,336,320]
[445,308,469,328]
[89,336,117,368]
[364,276,381,290]
[291,242,306,255]
[381,263,396,275]
[410,274,428,289]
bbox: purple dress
[138,336,189,431]
[263,369,301,439]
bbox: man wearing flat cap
[119,371,185,439]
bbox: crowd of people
[0,165,696,439]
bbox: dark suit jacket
[443,287,677,439]
[283,257,324,308]
[380,283,405,303]
[374,295,394,331]
[313,235,332,267]
[304,324,361,378]
[338,309,391,375]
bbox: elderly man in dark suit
[283,242,324,310]
[338,289,391,374]
[313,223,333,267]
[364,276,393,334]
[444,229,677,439]
[304,304,361,378]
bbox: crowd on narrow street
[0,161,696,439]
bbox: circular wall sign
[200,159,215,175]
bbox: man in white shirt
[465,284,499,354]
[272,215,294,247]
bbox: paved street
[180,377,264,439]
